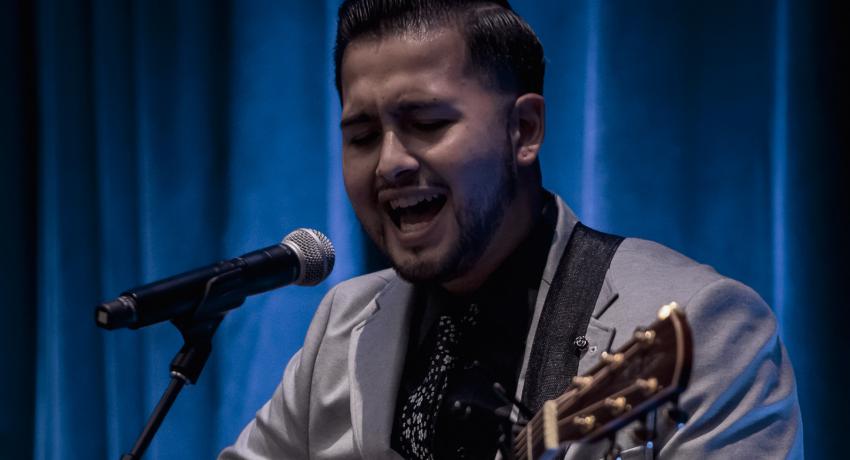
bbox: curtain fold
[0,0,38,456]
[2,0,845,458]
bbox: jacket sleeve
[658,278,804,459]
[218,286,338,460]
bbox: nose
[375,131,418,184]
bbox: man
[221,1,802,458]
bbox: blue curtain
[2,0,846,458]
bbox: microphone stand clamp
[120,272,243,460]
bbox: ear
[509,93,546,167]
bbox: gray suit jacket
[220,196,803,459]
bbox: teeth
[389,193,442,210]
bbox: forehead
[339,28,481,109]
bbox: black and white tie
[398,304,478,459]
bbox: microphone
[95,228,335,330]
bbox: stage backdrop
[2,0,846,459]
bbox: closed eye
[348,130,380,147]
[410,119,452,132]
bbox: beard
[391,141,518,285]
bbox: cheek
[440,146,504,190]
[343,155,378,213]
[437,122,508,176]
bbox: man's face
[339,28,519,286]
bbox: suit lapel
[348,277,414,460]
[577,276,618,375]
[592,275,618,319]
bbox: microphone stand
[120,272,245,460]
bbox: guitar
[512,302,693,460]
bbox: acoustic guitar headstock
[514,302,693,460]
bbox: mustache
[375,174,448,193]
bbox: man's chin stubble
[389,241,465,285]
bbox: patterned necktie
[398,304,479,460]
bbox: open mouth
[385,192,448,233]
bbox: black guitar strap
[521,222,624,415]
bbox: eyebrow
[395,100,446,113]
[340,100,453,129]
[339,112,375,129]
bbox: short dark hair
[334,0,545,99]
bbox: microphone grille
[282,228,335,286]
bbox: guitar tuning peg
[636,377,659,394]
[571,414,596,434]
[657,301,679,320]
[571,375,594,390]
[633,329,656,343]
[604,396,630,414]
[600,351,625,367]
